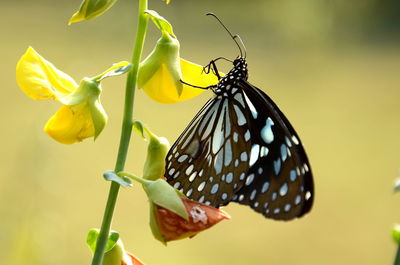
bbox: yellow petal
[142,59,219,104]
[44,103,95,144]
[16,47,77,100]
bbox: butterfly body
[166,57,314,220]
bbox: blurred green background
[1,0,400,264]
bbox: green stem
[394,245,400,265]
[90,0,148,264]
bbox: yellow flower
[16,47,130,144]
[138,33,220,104]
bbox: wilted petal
[122,253,145,265]
[16,47,77,100]
[155,198,230,242]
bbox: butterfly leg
[202,57,233,80]
[179,79,217,91]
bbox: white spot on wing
[279,183,288,196]
[224,139,232,166]
[249,144,260,166]
[211,184,219,194]
[261,118,274,144]
[245,174,255,186]
[189,172,197,182]
[292,135,299,145]
[260,146,269,157]
[233,105,246,126]
[243,92,258,119]
[198,181,206,191]
[178,155,188,162]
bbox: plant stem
[90,0,148,264]
[394,245,400,265]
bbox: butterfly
[165,14,314,220]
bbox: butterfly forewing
[230,80,313,220]
[165,90,252,207]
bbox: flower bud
[393,224,400,245]
[142,132,170,181]
[69,0,118,24]
[86,229,144,265]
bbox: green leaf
[96,61,132,82]
[144,179,188,220]
[86,229,120,253]
[103,170,132,187]
[132,120,146,139]
[145,10,176,37]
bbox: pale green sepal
[69,0,118,24]
[58,78,98,106]
[86,229,120,254]
[138,33,183,96]
[103,171,132,187]
[393,224,400,244]
[88,96,107,140]
[132,120,146,139]
[145,10,175,37]
[394,176,400,193]
[143,135,170,180]
[149,202,167,245]
[95,61,132,82]
[144,179,188,220]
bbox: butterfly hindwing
[231,80,314,220]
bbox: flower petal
[44,103,95,144]
[16,47,77,100]
[142,59,219,104]
[122,253,145,265]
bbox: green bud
[87,229,135,265]
[143,134,170,180]
[393,224,400,245]
[69,0,118,24]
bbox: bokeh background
[1,0,400,264]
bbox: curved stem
[90,0,148,265]
[394,245,400,265]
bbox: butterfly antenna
[206,12,244,58]
[233,35,247,58]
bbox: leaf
[145,10,176,37]
[103,170,132,187]
[132,120,146,139]
[144,179,188,220]
[96,62,132,81]
[86,229,120,253]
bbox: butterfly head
[231,57,248,80]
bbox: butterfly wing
[231,80,314,220]
[165,90,254,207]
